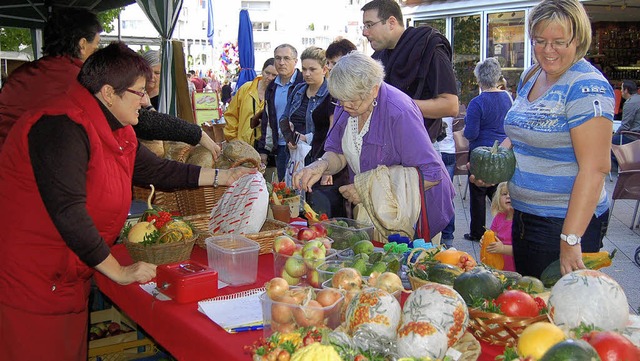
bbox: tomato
[494,290,539,317]
[354,355,369,361]
[582,330,640,361]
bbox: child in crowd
[486,181,515,271]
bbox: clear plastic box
[205,234,259,286]
[259,287,343,337]
[272,249,337,287]
[320,217,374,250]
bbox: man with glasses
[360,0,459,143]
[256,44,304,181]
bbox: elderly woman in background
[462,57,512,242]
[0,42,253,361]
[224,58,277,145]
[142,49,162,110]
[472,0,614,278]
[293,52,454,239]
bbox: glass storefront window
[414,19,445,33]
[487,11,526,98]
[452,15,481,107]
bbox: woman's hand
[219,167,257,186]
[339,184,361,205]
[118,262,157,285]
[467,163,497,187]
[560,242,586,275]
[199,130,222,160]
[141,93,152,109]
[293,160,328,192]
[320,175,333,186]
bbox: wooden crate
[88,307,157,361]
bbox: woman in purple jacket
[293,52,455,239]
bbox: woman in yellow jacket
[223,58,276,145]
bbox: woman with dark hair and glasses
[0,42,254,361]
[471,0,614,278]
[0,7,221,158]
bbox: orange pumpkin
[434,249,476,271]
[480,229,504,270]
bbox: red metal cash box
[156,260,218,303]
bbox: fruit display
[517,322,566,360]
[334,247,402,276]
[261,279,344,336]
[548,269,629,332]
[539,249,617,288]
[89,320,134,341]
[321,218,374,250]
[469,139,516,185]
[272,234,336,287]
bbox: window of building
[301,37,316,46]
[121,20,145,30]
[241,1,270,11]
[486,11,526,95]
[252,22,270,31]
[255,42,271,51]
[452,15,481,106]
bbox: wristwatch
[561,233,581,246]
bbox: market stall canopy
[0,0,135,29]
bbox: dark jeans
[441,152,456,246]
[275,145,289,182]
[468,180,497,239]
[512,209,609,278]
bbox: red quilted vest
[0,82,138,314]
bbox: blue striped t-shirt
[504,59,614,218]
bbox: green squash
[453,267,503,305]
[469,140,516,184]
[426,263,464,286]
[539,339,601,361]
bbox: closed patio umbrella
[235,9,257,92]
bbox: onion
[289,287,312,305]
[265,277,289,301]
[316,289,342,308]
[271,320,296,333]
[331,268,363,291]
[373,272,407,294]
[292,300,325,327]
[271,296,295,324]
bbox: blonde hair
[301,46,327,67]
[528,0,592,62]
[491,182,510,216]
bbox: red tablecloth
[95,244,504,361]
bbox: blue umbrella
[235,9,257,92]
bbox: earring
[107,102,113,107]
[372,99,378,107]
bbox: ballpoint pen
[229,324,264,333]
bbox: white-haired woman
[463,57,512,242]
[293,52,454,240]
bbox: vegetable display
[539,249,617,288]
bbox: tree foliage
[0,7,122,52]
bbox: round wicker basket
[467,308,550,347]
[123,232,196,265]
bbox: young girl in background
[487,182,515,271]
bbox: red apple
[297,227,317,241]
[273,235,297,256]
[307,269,321,288]
[309,224,327,237]
[302,245,325,269]
[314,237,332,251]
[284,255,307,278]
[107,322,121,335]
[302,240,326,255]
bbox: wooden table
[95,244,504,360]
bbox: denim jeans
[441,152,456,246]
[511,209,609,278]
[275,145,289,182]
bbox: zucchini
[540,249,617,288]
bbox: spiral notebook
[197,287,265,333]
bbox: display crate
[88,307,157,361]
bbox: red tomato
[494,290,539,317]
[582,330,640,361]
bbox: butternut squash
[480,229,504,270]
[540,249,617,288]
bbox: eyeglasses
[125,88,147,98]
[332,97,365,109]
[360,19,386,31]
[531,38,572,50]
[274,56,295,63]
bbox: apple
[313,237,332,251]
[281,269,301,285]
[309,224,327,237]
[302,245,325,269]
[283,226,299,238]
[273,235,297,256]
[297,227,317,241]
[307,269,321,288]
[107,322,121,335]
[284,255,307,278]
[302,240,326,255]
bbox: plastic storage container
[273,249,337,287]
[321,217,374,250]
[206,234,259,286]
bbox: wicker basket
[406,247,442,290]
[467,308,550,346]
[132,187,179,212]
[185,213,288,255]
[123,233,196,265]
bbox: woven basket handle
[406,247,439,267]
[230,157,260,169]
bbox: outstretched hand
[293,160,327,192]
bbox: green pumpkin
[426,263,464,286]
[539,339,601,361]
[469,140,516,184]
[453,267,503,305]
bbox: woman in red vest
[0,42,253,361]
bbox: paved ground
[448,171,640,315]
